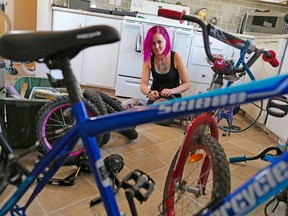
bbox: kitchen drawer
[115,76,152,98]
[190,46,229,66]
[188,64,214,84]
[193,32,228,50]
[184,82,210,96]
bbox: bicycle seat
[0,25,120,62]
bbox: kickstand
[90,172,122,206]
[90,154,125,206]
[36,153,91,186]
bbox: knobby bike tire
[0,114,7,139]
[264,189,288,216]
[105,102,138,140]
[83,88,111,146]
[89,90,138,140]
[162,135,231,215]
[91,89,124,112]
[34,96,102,165]
[153,95,177,126]
[0,114,13,195]
[0,134,9,195]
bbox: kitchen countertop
[52,7,125,20]
[52,7,288,40]
[232,32,288,40]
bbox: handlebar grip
[229,156,247,163]
[158,8,186,23]
[262,50,279,67]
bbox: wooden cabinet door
[4,0,37,30]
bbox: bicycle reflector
[189,153,204,162]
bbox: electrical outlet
[115,0,121,6]
[109,0,115,5]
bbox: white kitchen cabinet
[81,16,121,88]
[51,10,86,81]
[46,9,122,88]
[241,38,287,124]
[184,31,234,96]
[172,28,194,67]
[266,41,288,141]
[265,95,288,141]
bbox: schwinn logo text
[77,31,101,39]
[158,92,247,114]
[211,160,288,216]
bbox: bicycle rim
[162,135,230,215]
[41,103,94,157]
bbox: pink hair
[143,26,172,62]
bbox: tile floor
[1,70,287,215]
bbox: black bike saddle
[0,25,120,62]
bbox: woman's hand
[160,88,173,98]
[148,90,159,101]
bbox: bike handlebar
[158,8,279,69]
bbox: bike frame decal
[96,159,111,187]
[207,151,288,216]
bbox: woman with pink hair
[140,25,190,104]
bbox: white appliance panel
[115,0,194,98]
[115,76,152,99]
[114,21,143,78]
[130,0,190,15]
[130,0,190,26]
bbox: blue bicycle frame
[1,72,288,216]
[206,150,288,216]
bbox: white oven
[115,0,194,98]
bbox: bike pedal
[121,169,155,203]
[79,160,92,173]
[104,154,125,177]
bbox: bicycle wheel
[264,189,288,216]
[90,90,138,140]
[104,102,138,140]
[34,96,102,164]
[83,88,111,146]
[0,113,6,137]
[153,95,176,126]
[0,115,13,195]
[0,135,8,195]
[92,89,124,112]
[162,135,230,215]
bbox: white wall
[37,0,52,30]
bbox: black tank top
[151,51,181,98]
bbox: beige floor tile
[121,149,167,173]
